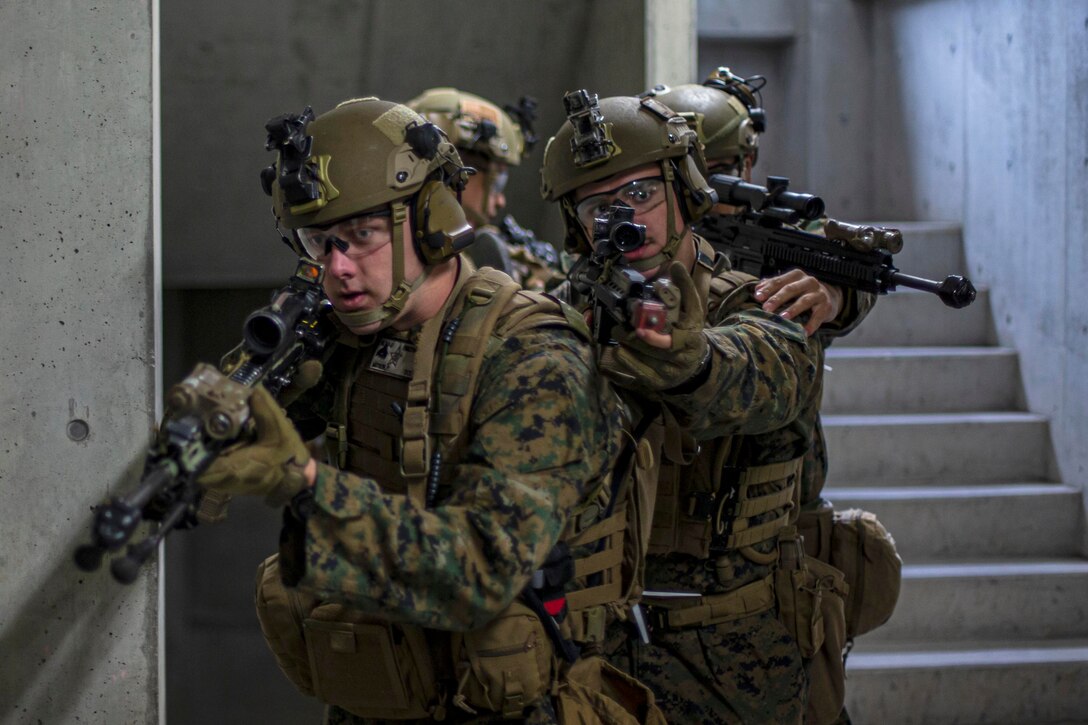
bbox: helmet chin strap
[626,161,686,273]
[333,200,427,331]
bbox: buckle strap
[734,485,796,518]
[723,510,792,549]
[642,573,776,631]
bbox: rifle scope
[709,174,825,222]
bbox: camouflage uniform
[538,91,822,724]
[279,264,627,723]
[603,248,823,725]
[239,97,660,724]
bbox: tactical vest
[641,238,810,633]
[256,266,647,721]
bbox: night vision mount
[504,95,540,152]
[703,67,767,133]
[260,106,322,207]
[564,90,613,167]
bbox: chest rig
[642,238,805,632]
[313,266,638,718]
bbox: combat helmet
[539,91,715,267]
[408,88,538,227]
[260,97,474,331]
[645,67,766,172]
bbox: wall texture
[0,1,160,722]
[162,0,684,288]
[864,0,1088,493]
[699,0,1087,525]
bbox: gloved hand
[600,260,710,393]
[279,359,324,406]
[197,385,312,506]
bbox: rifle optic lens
[611,222,646,253]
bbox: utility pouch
[303,603,439,720]
[556,656,668,725]
[253,553,440,720]
[451,601,553,718]
[774,526,827,658]
[801,556,849,725]
[254,553,318,696]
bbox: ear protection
[410,179,476,265]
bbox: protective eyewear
[574,177,665,229]
[296,211,392,262]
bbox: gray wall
[0,1,160,723]
[162,0,679,289]
[699,0,1088,517]
[865,0,1088,488]
[160,2,693,722]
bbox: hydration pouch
[556,656,668,725]
[254,553,440,720]
[451,601,554,719]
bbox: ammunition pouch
[773,526,847,660]
[451,601,555,718]
[803,557,849,725]
[795,504,899,724]
[556,656,668,725]
[254,554,442,720]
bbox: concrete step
[835,287,995,348]
[863,559,1088,644]
[823,346,1022,414]
[861,220,966,281]
[823,412,1051,485]
[844,640,1088,724]
[822,484,1083,560]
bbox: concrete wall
[862,0,1088,490]
[160,2,693,722]
[162,0,695,289]
[699,0,1088,511]
[0,2,160,723]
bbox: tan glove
[600,261,710,393]
[279,359,324,406]
[197,385,311,506]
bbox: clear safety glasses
[574,177,666,229]
[296,210,392,262]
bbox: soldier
[198,97,664,724]
[541,91,828,724]
[408,87,565,291]
[649,69,885,724]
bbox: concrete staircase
[821,222,1088,724]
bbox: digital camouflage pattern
[607,260,823,724]
[299,322,620,630]
[285,280,626,723]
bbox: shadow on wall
[2,448,157,722]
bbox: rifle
[568,203,678,345]
[698,174,977,308]
[74,258,334,583]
